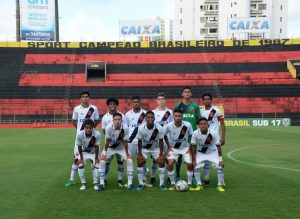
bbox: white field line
[226,144,300,172]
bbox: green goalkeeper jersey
[174,101,200,131]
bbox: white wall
[272,0,288,38]
[175,0,195,40]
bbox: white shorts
[128,142,137,157]
[142,147,161,160]
[167,147,192,164]
[105,147,127,162]
[81,152,97,165]
[195,149,219,169]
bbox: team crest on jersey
[209,112,214,118]
[190,108,195,113]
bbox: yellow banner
[1,39,300,49]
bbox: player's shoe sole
[217,186,225,192]
[65,180,75,187]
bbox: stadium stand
[1,40,300,125]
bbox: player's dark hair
[173,108,183,114]
[202,93,213,100]
[82,118,95,128]
[156,92,166,99]
[146,110,154,116]
[113,112,122,119]
[199,117,208,122]
[80,91,90,98]
[182,86,191,92]
[131,96,141,100]
[106,97,119,106]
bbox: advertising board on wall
[228,17,270,34]
[119,19,161,41]
[20,0,55,41]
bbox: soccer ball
[175,180,188,192]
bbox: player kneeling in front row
[164,108,194,190]
[76,119,101,191]
[136,111,167,191]
[191,117,225,192]
[98,113,135,191]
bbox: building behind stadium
[174,0,288,40]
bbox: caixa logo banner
[119,20,161,37]
[228,17,270,34]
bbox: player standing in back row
[151,92,173,186]
[173,87,200,181]
[200,93,226,185]
[65,91,100,187]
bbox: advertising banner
[119,20,161,38]
[20,0,55,41]
[228,17,270,34]
[225,118,291,127]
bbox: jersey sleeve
[75,132,83,147]
[101,116,107,131]
[122,113,128,127]
[125,112,130,127]
[123,127,129,141]
[216,108,224,121]
[136,126,143,140]
[105,126,111,140]
[173,102,181,110]
[163,124,170,136]
[188,123,194,136]
[72,108,78,121]
[194,103,201,118]
[95,131,101,146]
[212,131,221,145]
[93,106,100,121]
[158,125,164,139]
[168,110,174,123]
[191,131,197,145]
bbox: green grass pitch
[0,127,299,219]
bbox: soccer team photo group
[66,87,226,193]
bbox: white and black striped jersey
[105,125,129,150]
[191,129,220,154]
[136,123,164,149]
[163,121,193,149]
[101,111,127,133]
[125,109,146,144]
[153,107,174,127]
[72,104,99,133]
[75,129,101,154]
